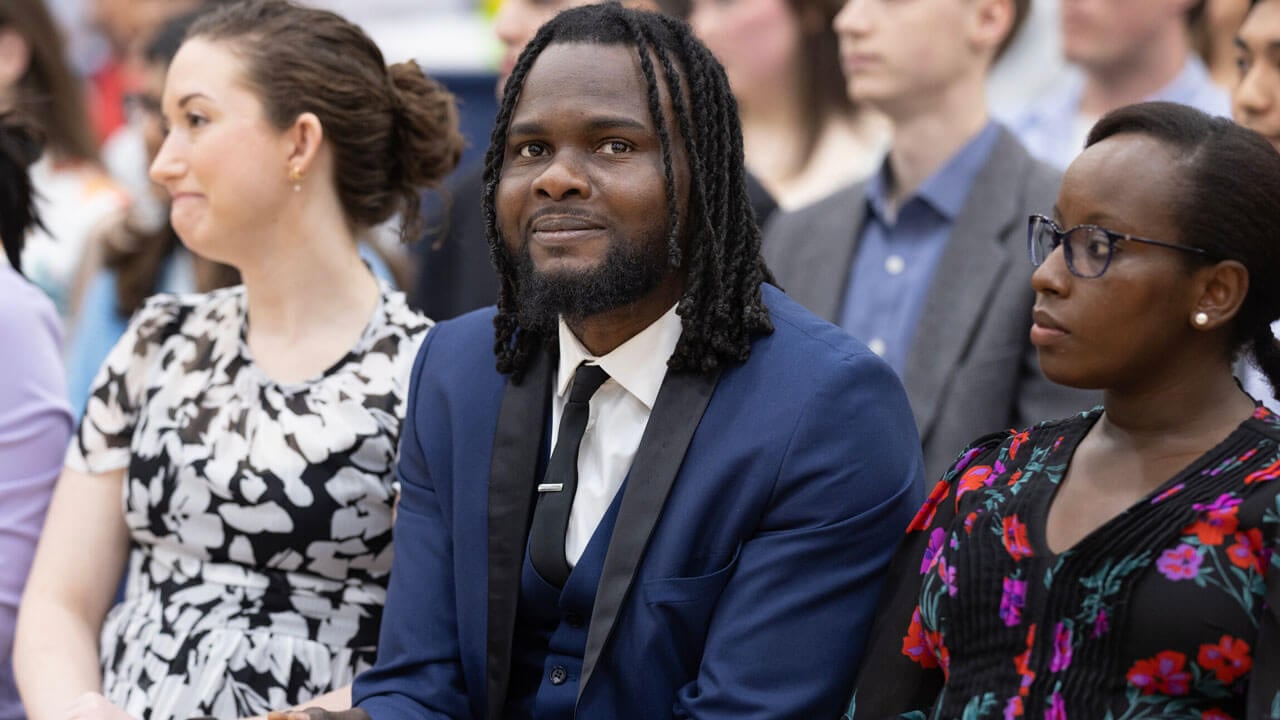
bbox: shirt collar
[865,121,1002,223]
[1154,56,1214,106]
[555,304,682,410]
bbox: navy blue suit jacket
[353,284,926,719]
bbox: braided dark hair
[1087,101,1280,400]
[484,3,774,379]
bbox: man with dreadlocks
[301,5,923,720]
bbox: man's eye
[599,140,631,154]
[518,143,547,158]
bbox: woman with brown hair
[0,0,127,320]
[689,0,889,210]
[12,2,463,720]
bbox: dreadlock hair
[484,3,774,380]
[0,115,44,274]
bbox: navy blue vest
[503,488,624,719]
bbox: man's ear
[967,0,1016,58]
[1189,259,1250,331]
[0,29,31,89]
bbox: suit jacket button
[550,666,569,685]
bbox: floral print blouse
[847,406,1280,720]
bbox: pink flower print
[1000,576,1027,627]
[937,556,958,597]
[1192,493,1242,514]
[1253,406,1273,421]
[1091,609,1109,638]
[1150,482,1185,505]
[1050,622,1073,672]
[1004,697,1024,720]
[1157,544,1202,581]
[1045,692,1067,720]
[1201,709,1234,720]
[921,527,946,574]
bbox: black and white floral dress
[64,283,430,720]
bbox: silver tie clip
[537,483,565,493]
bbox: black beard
[507,229,671,335]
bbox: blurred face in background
[834,0,991,113]
[1060,0,1191,71]
[492,0,664,94]
[689,0,804,108]
[1233,0,1280,151]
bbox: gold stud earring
[1194,311,1210,328]
[288,165,303,193]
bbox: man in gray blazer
[767,0,1097,480]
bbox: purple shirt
[0,265,72,720]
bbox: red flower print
[1198,635,1252,685]
[956,464,994,507]
[902,606,939,668]
[964,511,979,534]
[1004,697,1023,720]
[1201,709,1234,720]
[1009,430,1030,459]
[1007,470,1023,487]
[1127,651,1191,696]
[1002,515,1033,561]
[1245,456,1280,485]
[1226,529,1265,573]
[907,480,950,532]
[1254,406,1273,421]
[1014,625,1037,696]
[1183,508,1239,546]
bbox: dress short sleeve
[65,294,183,475]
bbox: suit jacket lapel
[901,128,1023,439]
[775,184,867,322]
[577,367,722,702]
[485,350,552,720]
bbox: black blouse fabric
[847,407,1280,720]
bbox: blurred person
[65,8,240,419]
[1231,0,1280,412]
[0,117,74,720]
[13,2,463,720]
[766,0,1096,480]
[1195,0,1251,88]
[0,0,128,322]
[689,0,890,210]
[287,5,924,719]
[412,0,779,321]
[1012,0,1230,169]
[848,101,1280,718]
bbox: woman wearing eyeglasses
[844,101,1280,719]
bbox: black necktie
[529,363,610,588]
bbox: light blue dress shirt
[839,122,1002,375]
[1010,56,1230,171]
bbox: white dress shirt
[552,305,682,566]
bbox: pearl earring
[288,165,303,193]
[1193,311,1210,328]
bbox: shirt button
[885,255,905,275]
[868,338,887,356]
[550,666,569,685]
